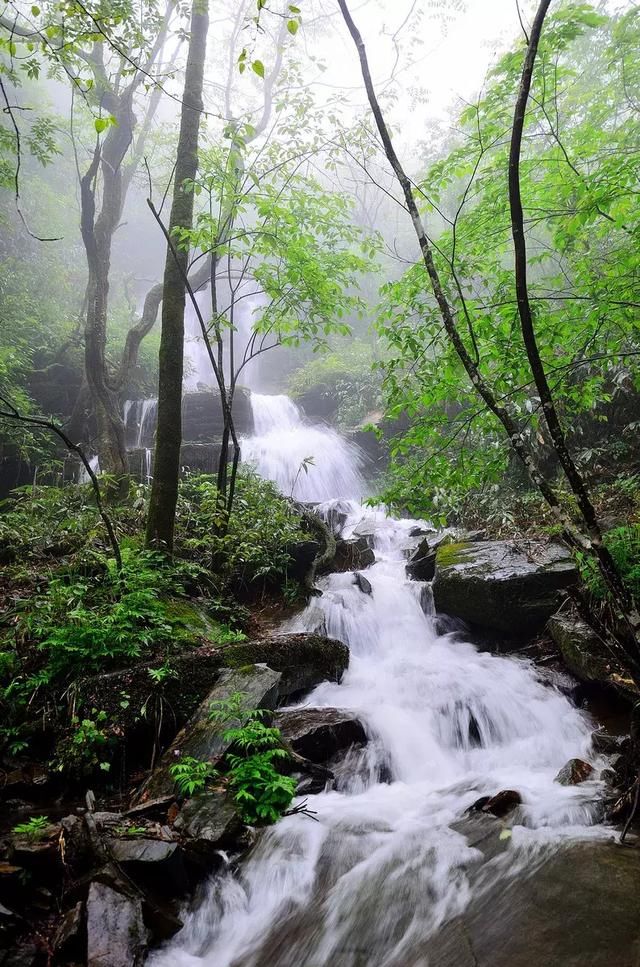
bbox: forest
[0,0,639,964]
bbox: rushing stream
[152,394,609,967]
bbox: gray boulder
[275,708,367,763]
[433,539,577,634]
[332,536,375,572]
[222,633,349,700]
[548,614,639,699]
[132,665,281,804]
[86,882,147,967]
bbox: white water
[242,394,368,502]
[153,415,611,966]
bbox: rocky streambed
[2,516,639,966]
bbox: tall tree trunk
[80,94,137,499]
[146,0,209,551]
[337,0,640,679]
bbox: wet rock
[132,665,281,805]
[433,540,577,634]
[554,758,594,785]
[284,539,321,585]
[351,519,378,548]
[275,708,367,763]
[547,615,638,698]
[9,834,61,883]
[591,729,625,755]
[182,388,253,442]
[406,538,437,582]
[222,633,349,700]
[354,572,372,595]
[481,789,522,817]
[173,792,242,858]
[86,882,147,967]
[0,902,22,942]
[427,840,640,967]
[53,901,84,960]
[319,499,355,536]
[332,536,375,572]
[0,943,38,967]
[108,839,189,897]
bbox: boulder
[554,758,594,786]
[354,572,372,595]
[108,839,189,897]
[468,790,522,818]
[332,537,375,573]
[78,633,348,755]
[275,708,367,763]
[426,840,640,967]
[53,901,84,961]
[132,665,281,805]
[432,540,577,634]
[86,882,147,967]
[548,614,614,683]
[221,633,349,700]
[173,792,243,858]
[406,538,437,582]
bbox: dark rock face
[548,614,639,700]
[173,793,242,859]
[53,901,84,961]
[432,540,577,634]
[132,665,281,804]
[125,389,253,451]
[406,538,437,582]
[470,789,522,818]
[426,841,640,967]
[86,882,147,967]
[275,708,367,763]
[332,537,375,573]
[108,839,189,898]
[554,758,594,786]
[128,443,225,482]
[222,634,349,700]
[296,387,338,422]
[354,572,372,595]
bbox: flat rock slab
[433,539,577,634]
[275,708,367,763]
[86,882,147,967]
[132,665,281,805]
[426,840,640,967]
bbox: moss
[238,664,257,675]
[163,598,217,637]
[435,540,473,568]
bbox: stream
[152,393,610,967]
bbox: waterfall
[152,412,609,967]
[123,398,158,449]
[242,394,368,501]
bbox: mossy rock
[222,633,349,699]
[432,540,577,635]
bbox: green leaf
[252,60,265,78]
[94,117,109,134]
[31,5,40,14]
[287,19,299,34]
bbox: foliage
[209,691,296,825]
[12,815,49,840]
[579,526,640,603]
[54,710,113,777]
[288,340,382,427]
[170,756,218,797]
[4,541,193,702]
[375,4,640,520]
[176,468,307,589]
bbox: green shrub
[209,691,296,825]
[288,340,382,427]
[170,756,218,797]
[579,524,640,602]
[176,469,306,589]
[12,816,49,840]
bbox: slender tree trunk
[146,0,209,551]
[337,0,640,677]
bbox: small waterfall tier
[242,394,368,502]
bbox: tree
[1,0,180,492]
[337,0,640,679]
[145,0,209,551]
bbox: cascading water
[152,412,610,967]
[242,394,368,502]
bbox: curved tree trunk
[146,0,209,551]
